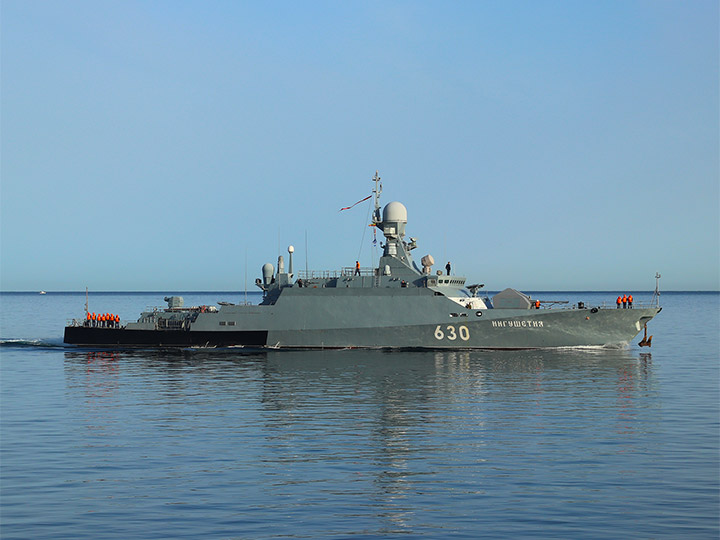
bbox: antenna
[653,272,661,307]
[372,170,382,225]
[85,286,89,316]
[305,229,309,276]
[244,249,248,305]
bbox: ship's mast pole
[370,171,382,285]
[653,272,661,307]
[372,170,382,225]
[85,286,89,316]
[305,229,309,277]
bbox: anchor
[638,323,653,347]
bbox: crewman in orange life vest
[616,296,621,309]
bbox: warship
[64,173,661,349]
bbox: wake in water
[0,338,67,349]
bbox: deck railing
[534,301,659,311]
[67,318,125,327]
[594,301,658,310]
[297,267,375,279]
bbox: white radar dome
[262,263,275,286]
[383,201,408,223]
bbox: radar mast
[372,171,382,225]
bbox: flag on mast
[339,194,371,212]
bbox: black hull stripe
[64,327,267,347]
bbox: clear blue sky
[2,1,718,291]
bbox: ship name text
[491,320,544,328]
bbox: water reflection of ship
[259,349,653,393]
[257,348,654,520]
[63,347,654,417]
[62,346,654,527]
[63,347,654,420]
[62,351,123,439]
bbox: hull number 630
[434,325,470,341]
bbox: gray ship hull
[264,308,661,349]
[200,290,659,349]
[65,288,660,349]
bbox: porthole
[476,311,483,317]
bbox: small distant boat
[39,291,47,295]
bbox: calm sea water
[1,291,718,539]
